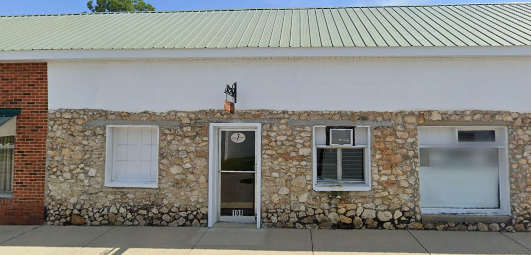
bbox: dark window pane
[317,149,337,181]
[220,173,255,216]
[342,149,364,181]
[458,130,495,142]
[220,131,255,171]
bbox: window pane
[0,136,15,193]
[342,149,364,181]
[220,131,255,171]
[220,173,255,217]
[317,149,337,182]
[458,130,495,142]
[420,148,500,209]
[420,148,498,168]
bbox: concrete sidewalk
[0,225,529,255]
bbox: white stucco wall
[48,57,531,112]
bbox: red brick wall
[0,63,47,225]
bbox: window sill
[314,184,370,192]
[0,193,13,199]
[104,181,158,189]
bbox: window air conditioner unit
[330,129,353,146]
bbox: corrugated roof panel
[289,10,301,47]
[279,10,292,47]
[408,6,469,46]
[488,5,531,32]
[454,5,524,45]
[299,10,311,47]
[338,9,367,46]
[1,3,531,51]
[370,8,413,46]
[428,6,500,46]
[308,9,322,47]
[330,9,355,47]
[466,5,531,44]
[315,9,332,47]
[212,11,247,48]
[322,9,343,47]
[353,8,388,46]
[394,7,450,46]
[381,8,431,46]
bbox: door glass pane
[220,173,255,217]
[220,131,255,171]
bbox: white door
[208,123,261,228]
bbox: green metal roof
[1,3,531,51]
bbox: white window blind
[106,126,159,187]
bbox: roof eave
[1,46,531,62]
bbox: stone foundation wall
[46,109,531,232]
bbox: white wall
[48,57,531,112]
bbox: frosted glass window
[419,128,503,210]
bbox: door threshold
[212,222,257,228]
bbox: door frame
[208,123,262,228]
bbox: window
[0,110,18,197]
[313,126,371,191]
[105,126,159,188]
[419,126,509,215]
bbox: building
[0,3,530,231]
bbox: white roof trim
[2,46,531,61]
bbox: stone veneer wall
[46,109,531,232]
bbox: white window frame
[105,125,160,188]
[312,125,371,192]
[419,126,510,216]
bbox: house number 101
[232,210,244,216]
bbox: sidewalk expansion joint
[187,227,208,255]
[0,224,42,245]
[501,232,531,252]
[407,230,431,255]
[310,229,315,255]
[80,226,115,250]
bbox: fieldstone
[298,148,312,156]
[71,214,86,225]
[478,222,488,232]
[279,187,289,195]
[377,211,393,222]
[489,223,500,232]
[340,215,352,224]
[353,217,363,229]
[328,212,340,224]
[298,193,309,203]
[291,176,307,187]
[430,111,442,120]
[361,209,376,219]
[393,210,402,219]
[408,222,423,230]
